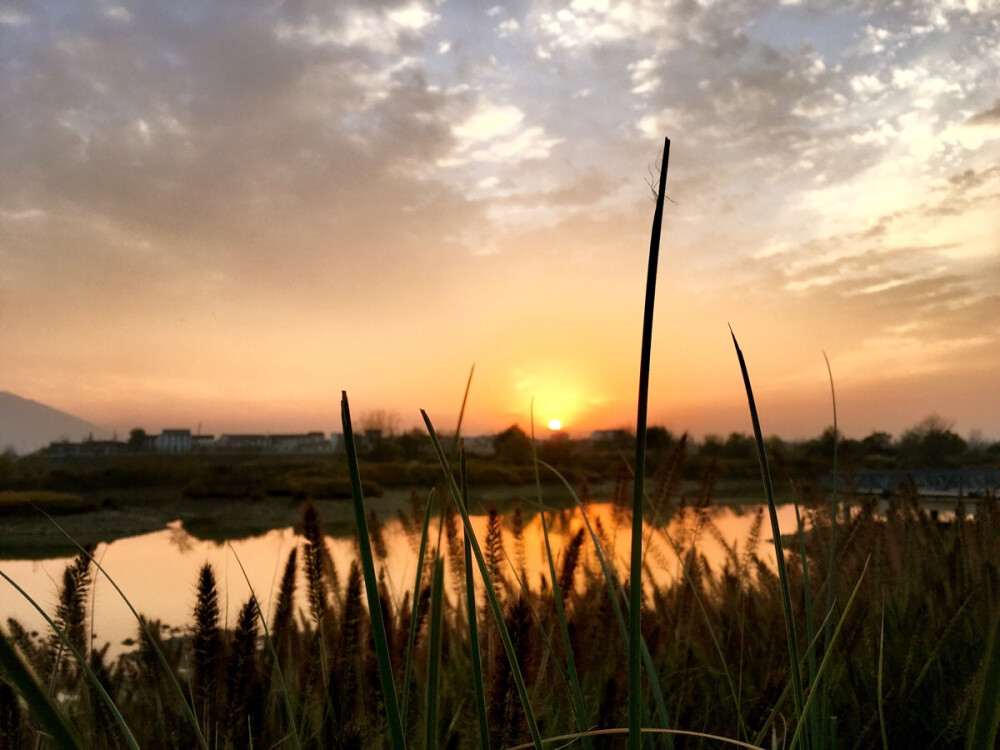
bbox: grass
[0,491,94,517]
[3,475,1000,748]
[3,140,1000,750]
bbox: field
[2,469,998,749]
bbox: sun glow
[547,419,562,430]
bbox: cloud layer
[2,0,998,438]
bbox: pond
[5,493,965,657]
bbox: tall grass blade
[342,391,407,750]
[30,505,210,750]
[967,603,1000,750]
[401,490,434,731]
[424,556,445,750]
[227,545,302,750]
[530,406,592,750]
[630,134,670,750]
[0,569,140,750]
[451,363,475,455]
[787,558,869,750]
[822,351,838,746]
[0,625,83,750]
[878,596,888,750]
[730,330,806,730]
[461,447,491,750]
[792,495,820,749]
[539,460,675,749]
[421,409,544,750]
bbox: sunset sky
[2,0,998,441]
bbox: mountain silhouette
[0,392,111,455]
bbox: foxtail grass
[0,569,141,750]
[422,409,544,750]
[27,505,211,750]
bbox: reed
[342,391,407,750]
[629,135,670,750]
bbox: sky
[1,0,998,442]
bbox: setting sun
[547,419,562,431]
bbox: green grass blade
[878,595,888,750]
[424,556,445,750]
[822,351,838,746]
[401,490,435,731]
[967,601,1000,750]
[731,329,806,730]
[0,624,83,750]
[461,447,491,750]
[227,544,301,750]
[788,558,870,750]
[342,391,407,750]
[530,407,592,750]
[451,363,475,456]
[630,135,670,750]
[539,460,675,749]
[28,506,210,750]
[792,495,820,749]
[0,569,140,750]
[752,605,839,748]
[422,409,544,750]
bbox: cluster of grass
[3,474,1000,748]
[3,139,999,749]
[0,491,94,517]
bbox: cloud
[1,0,998,435]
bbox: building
[217,434,268,452]
[268,432,332,454]
[157,429,192,454]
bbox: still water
[1,501,805,657]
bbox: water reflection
[0,501,819,657]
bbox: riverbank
[0,478,789,559]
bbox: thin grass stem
[0,569,140,750]
[226,544,302,750]
[401,490,435,731]
[530,404,592,750]
[422,410,544,750]
[461,447,491,750]
[630,135,670,750]
[730,329,806,730]
[342,391,407,750]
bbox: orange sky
[1,1,998,441]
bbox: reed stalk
[731,329,806,731]
[342,391,407,750]
[630,135,670,750]
[422,409,544,750]
[461,447,492,750]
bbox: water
[0,501,805,657]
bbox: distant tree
[722,432,755,461]
[360,410,400,438]
[898,415,967,468]
[699,435,725,458]
[861,431,895,457]
[128,428,147,451]
[494,425,532,464]
[646,426,674,454]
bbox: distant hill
[0,392,111,455]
